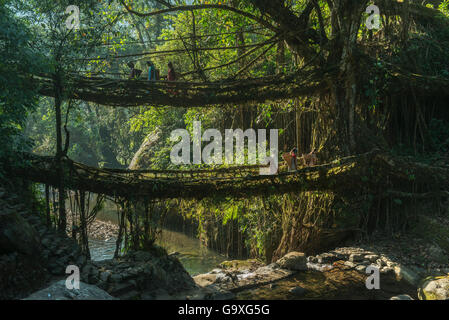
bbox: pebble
[344,261,356,268]
[356,265,367,273]
[390,294,414,300]
[289,286,307,296]
[349,253,365,262]
[365,254,379,262]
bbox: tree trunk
[54,72,66,233]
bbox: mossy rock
[418,275,449,300]
[0,210,40,256]
[219,259,264,272]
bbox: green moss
[418,275,449,300]
[219,259,264,271]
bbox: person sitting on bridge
[128,61,142,80]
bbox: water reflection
[89,238,117,261]
[157,229,227,276]
[88,199,227,276]
[89,230,227,276]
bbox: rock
[380,267,395,276]
[219,259,264,272]
[24,280,116,300]
[289,286,307,297]
[276,252,307,271]
[356,265,367,273]
[365,254,379,262]
[199,285,236,300]
[194,273,218,287]
[376,258,386,267]
[349,253,364,262]
[265,262,280,270]
[85,250,196,299]
[100,271,111,283]
[0,210,41,256]
[116,290,140,300]
[316,253,339,264]
[206,286,236,300]
[109,281,136,298]
[344,261,356,268]
[110,273,123,283]
[390,294,414,300]
[418,275,449,300]
[385,260,397,268]
[209,268,223,274]
[131,251,153,262]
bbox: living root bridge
[29,66,449,108]
[31,69,331,107]
[10,150,449,201]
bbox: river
[78,198,418,300]
[88,200,227,276]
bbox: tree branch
[119,0,278,32]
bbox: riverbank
[192,242,449,300]
[64,202,449,300]
[73,213,449,299]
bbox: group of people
[127,61,177,82]
[282,147,318,172]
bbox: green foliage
[439,0,449,17]
[0,2,47,169]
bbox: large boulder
[275,252,307,271]
[79,249,196,299]
[0,210,40,256]
[418,275,449,300]
[0,252,48,300]
[24,280,116,300]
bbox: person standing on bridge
[128,61,142,80]
[167,62,177,81]
[290,147,298,172]
[147,61,160,81]
[167,61,177,95]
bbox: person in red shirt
[167,62,176,81]
[290,147,298,171]
[167,62,177,95]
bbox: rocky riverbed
[192,247,449,300]
[66,213,119,241]
[4,183,448,300]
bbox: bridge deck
[10,150,442,201]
